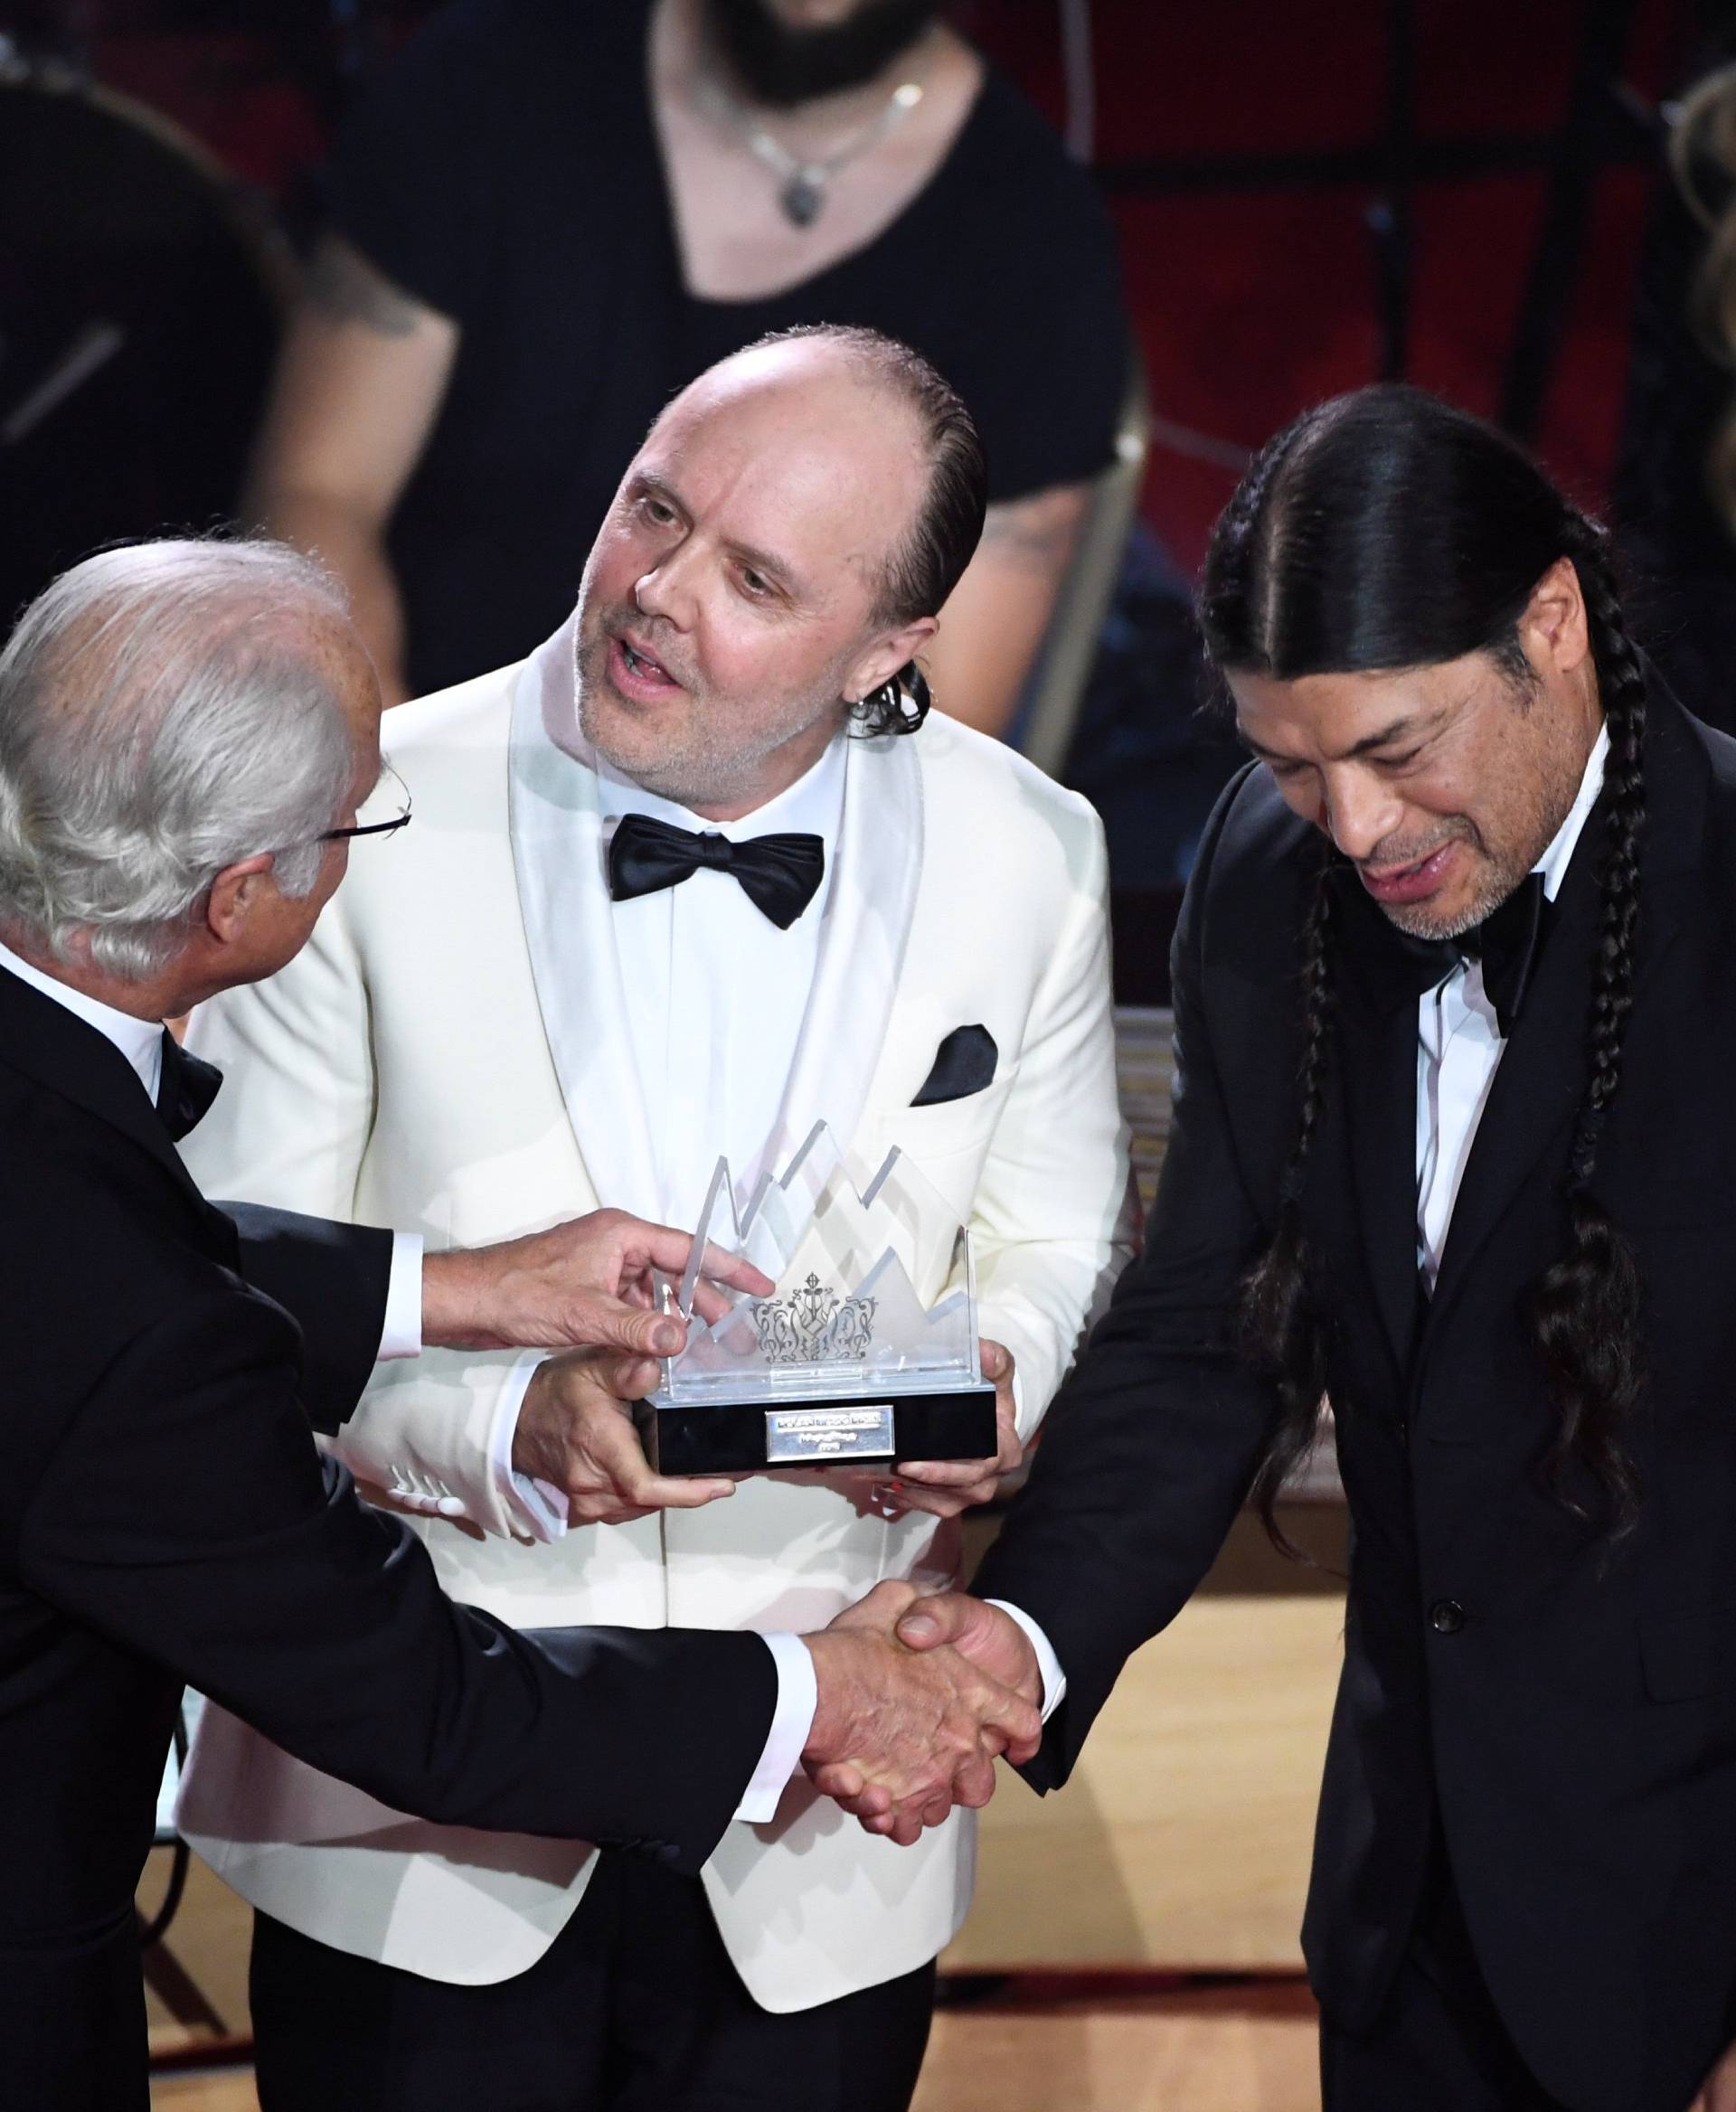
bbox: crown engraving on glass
[752,1275,879,1366]
[654,1120,983,1403]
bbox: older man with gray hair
[0,537,1040,2112]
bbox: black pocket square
[912,1024,998,1107]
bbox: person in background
[1615,49,1736,733]
[246,0,1130,734]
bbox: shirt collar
[0,938,164,1098]
[597,734,847,847]
[1534,721,1609,904]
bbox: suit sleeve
[15,1292,775,1870]
[972,776,1281,1788]
[971,802,1135,1438]
[222,1202,393,1435]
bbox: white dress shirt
[601,739,844,1229]
[1002,724,1612,1728]
[492,735,847,1540]
[486,737,849,1808]
[1415,724,1607,1287]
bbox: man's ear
[845,617,939,705]
[203,853,278,946]
[1518,555,1591,681]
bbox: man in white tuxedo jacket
[177,325,1130,2111]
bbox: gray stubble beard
[574,626,848,813]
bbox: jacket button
[1429,1598,1467,1636]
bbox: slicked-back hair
[1201,384,1648,1548]
[741,324,987,736]
[0,539,355,980]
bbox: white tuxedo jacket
[175,620,1131,2010]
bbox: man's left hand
[1691,2039,1736,2110]
[420,1208,772,1355]
[846,1339,1023,1521]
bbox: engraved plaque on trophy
[635,1123,999,1476]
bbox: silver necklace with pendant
[696,71,927,228]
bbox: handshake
[797,1582,1045,1843]
[420,1202,1044,1828]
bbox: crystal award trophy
[635,1123,999,1476]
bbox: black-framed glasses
[319,760,412,844]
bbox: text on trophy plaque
[764,1405,897,1464]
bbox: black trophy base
[635,1381,999,1477]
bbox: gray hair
[0,540,357,980]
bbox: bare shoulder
[302,236,440,336]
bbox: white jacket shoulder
[909,712,1106,891]
[382,660,522,762]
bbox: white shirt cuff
[378,1232,425,1360]
[488,1352,569,1542]
[986,1599,1067,1722]
[733,1632,818,1824]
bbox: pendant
[780,169,826,227]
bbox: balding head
[0,539,379,982]
[572,326,984,816]
[673,327,986,631]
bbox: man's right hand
[800,1581,1042,1847]
[421,1208,772,1358]
[510,1349,737,1524]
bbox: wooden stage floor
[153,1981,1324,2111]
[146,1514,1345,2112]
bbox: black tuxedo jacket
[0,966,776,2112]
[976,691,1736,2112]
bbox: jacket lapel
[1421,854,1597,1338]
[0,966,211,1214]
[507,618,663,1222]
[768,732,923,1174]
[1424,695,1701,1342]
[1326,887,1428,1378]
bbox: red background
[80,0,1712,570]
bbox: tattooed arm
[920,481,1093,740]
[245,238,458,703]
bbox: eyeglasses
[319,760,412,844]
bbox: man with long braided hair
[818,384,1736,2109]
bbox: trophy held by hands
[636,1124,998,1476]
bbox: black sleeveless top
[326,0,1131,694]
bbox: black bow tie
[607,812,826,931]
[1390,872,1550,1037]
[156,1030,223,1142]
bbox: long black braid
[1201,387,1651,1547]
[1239,855,1337,1537]
[1529,517,1647,1538]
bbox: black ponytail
[849,660,932,739]
[1202,385,1649,1546]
